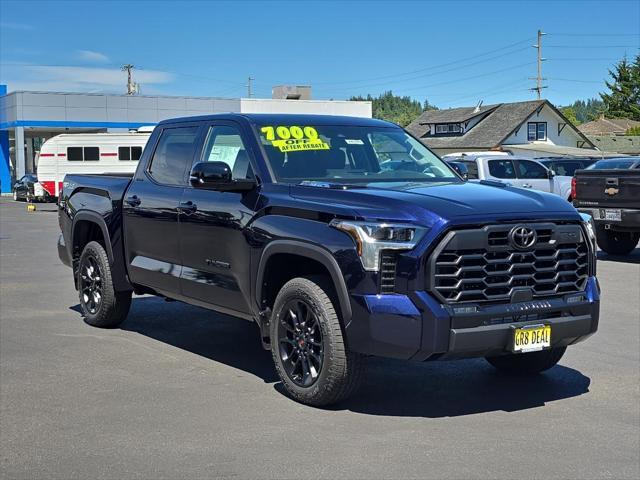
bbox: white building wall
[240,98,372,117]
[502,104,584,148]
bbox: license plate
[603,209,622,222]
[513,325,551,353]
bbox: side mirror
[189,161,255,192]
[548,169,556,179]
[449,162,469,181]
[189,161,231,186]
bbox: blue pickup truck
[57,113,600,406]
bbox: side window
[67,146,99,161]
[201,125,253,180]
[67,147,84,161]
[118,146,143,161]
[517,160,548,179]
[148,126,199,185]
[488,160,516,179]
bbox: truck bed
[573,169,640,209]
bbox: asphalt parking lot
[1,196,639,480]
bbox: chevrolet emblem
[604,187,619,196]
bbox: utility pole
[121,64,139,95]
[529,30,547,99]
[246,76,254,98]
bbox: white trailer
[36,131,152,198]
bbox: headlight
[330,220,427,271]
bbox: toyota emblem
[509,226,537,250]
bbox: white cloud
[77,50,110,63]
[0,22,34,31]
[0,64,175,93]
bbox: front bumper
[345,276,600,361]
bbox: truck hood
[289,180,580,226]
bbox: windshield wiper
[298,180,367,189]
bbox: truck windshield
[255,124,459,184]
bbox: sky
[1,0,639,109]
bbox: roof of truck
[157,113,395,128]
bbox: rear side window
[67,146,99,161]
[148,127,199,185]
[118,146,143,161]
[488,160,516,179]
[516,160,548,179]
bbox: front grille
[379,251,397,293]
[430,223,589,304]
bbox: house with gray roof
[406,99,599,157]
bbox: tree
[561,98,604,123]
[600,54,640,121]
[560,106,581,125]
[349,91,438,127]
[626,126,640,136]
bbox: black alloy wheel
[277,298,324,388]
[80,254,103,315]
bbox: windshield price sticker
[260,126,330,152]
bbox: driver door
[514,159,553,192]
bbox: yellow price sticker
[260,126,328,152]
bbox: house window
[527,122,547,141]
[435,123,461,134]
[118,146,143,161]
[67,146,100,161]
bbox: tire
[77,241,131,328]
[485,346,566,374]
[270,276,363,407]
[595,225,639,255]
[12,190,19,201]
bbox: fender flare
[72,211,114,262]
[256,240,352,323]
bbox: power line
[546,44,639,48]
[547,77,604,84]
[548,32,640,37]
[298,37,535,87]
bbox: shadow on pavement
[597,248,640,265]
[74,296,591,418]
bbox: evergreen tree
[600,54,640,121]
[349,91,438,127]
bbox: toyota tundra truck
[57,114,600,406]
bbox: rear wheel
[78,241,131,328]
[270,276,363,407]
[486,347,566,374]
[12,190,19,201]
[595,225,639,255]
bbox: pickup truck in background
[58,113,600,406]
[573,157,640,255]
[451,155,573,201]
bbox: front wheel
[78,241,131,328]
[270,276,363,407]
[595,226,639,255]
[485,346,566,374]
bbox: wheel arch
[256,241,352,324]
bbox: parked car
[453,155,573,200]
[573,156,640,255]
[57,113,599,406]
[12,174,49,202]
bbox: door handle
[125,195,141,207]
[177,201,197,214]
[522,183,532,188]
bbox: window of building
[118,146,143,161]
[527,122,547,141]
[435,123,461,134]
[488,159,516,179]
[67,146,100,161]
[148,126,199,185]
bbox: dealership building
[0,85,372,193]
